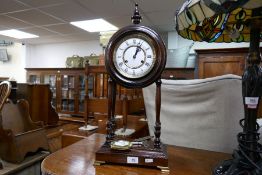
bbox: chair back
[0,81,11,112]
[143,74,245,153]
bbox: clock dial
[113,36,156,79]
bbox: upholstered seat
[143,74,262,153]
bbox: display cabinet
[26,68,86,118]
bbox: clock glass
[113,34,156,79]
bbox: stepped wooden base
[95,140,168,171]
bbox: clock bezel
[105,25,166,88]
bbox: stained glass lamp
[176,0,261,174]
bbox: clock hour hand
[133,46,141,59]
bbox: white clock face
[113,36,156,79]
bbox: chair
[143,74,255,153]
[0,81,49,163]
[0,81,11,169]
[84,64,144,133]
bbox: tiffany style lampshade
[176,0,261,174]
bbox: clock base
[95,140,169,171]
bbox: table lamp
[176,0,261,174]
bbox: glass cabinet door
[28,75,41,84]
[44,75,57,108]
[78,75,85,113]
[61,75,76,112]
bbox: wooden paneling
[196,48,247,78]
[161,68,195,79]
[196,48,262,118]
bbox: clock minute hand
[133,46,141,59]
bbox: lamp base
[213,150,262,175]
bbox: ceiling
[0,0,185,45]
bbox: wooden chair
[0,81,11,169]
[84,64,144,131]
[16,83,59,126]
[0,81,49,163]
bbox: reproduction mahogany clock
[95,4,168,172]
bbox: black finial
[131,3,142,24]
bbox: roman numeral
[124,68,128,72]
[119,62,123,67]
[138,41,143,46]
[145,62,150,67]
[147,55,152,58]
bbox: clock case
[95,4,169,172]
[105,25,166,88]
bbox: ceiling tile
[154,25,176,32]
[45,24,86,34]
[105,15,152,29]
[0,26,8,31]
[7,9,64,26]
[145,11,175,26]
[77,0,134,18]
[0,0,29,14]
[40,2,95,22]
[23,33,98,44]
[134,0,184,13]
[0,0,182,44]
[20,27,58,36]
[66,33,99,41]
[23,35,71,44]
[16,0,70,8]
[0,15,33,29]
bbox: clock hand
[133,46,141,59]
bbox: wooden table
[62,115,149,147]
[42,133,231,175]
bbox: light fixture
[0,29,39,39]
[176,0,262,174]
[70,18,118,32]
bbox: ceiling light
[70,18,118,32]
[0,29,39,39]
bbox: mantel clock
[95,4,168,172]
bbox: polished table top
[41,133,230,175]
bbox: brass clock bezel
[105,25,166,88]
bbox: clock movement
[95,4,168,171]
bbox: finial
[131,3,142,24]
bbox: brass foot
[157,166,169,173]
[94,161,105,166]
